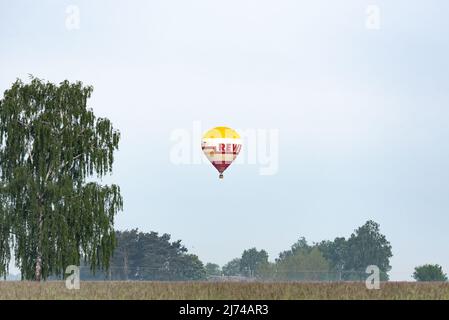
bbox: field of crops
[0,281,448,300]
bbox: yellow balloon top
[202,126,240,139]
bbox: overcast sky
[1,0,449,280]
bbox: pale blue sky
[1,0,449,280]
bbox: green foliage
[276,247,330,281]
[0,77,122,280]
[344,220,392,280]
[82,229,206,281]
[257,262,277,279]
[275,220,393,281]
[240,248,269,277]
[317,237,347,280]
[318,238,346,269]
[117,229,206,280]
[222,258,241,276]
[277,237,310,262]
[413,264,448,282]
[175,254,206,281]
[205,263,221,277]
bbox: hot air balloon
[201,126,242,179]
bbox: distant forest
[80,220,394,281]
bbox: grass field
[0,281,448,300]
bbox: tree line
[81,229,205,281]
[82,221,392,281]
[214,220,393,281]
[80,220,447,282]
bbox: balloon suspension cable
[219,173,224,179]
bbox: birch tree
[0,77,123,281]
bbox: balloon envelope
[201,126,242,179]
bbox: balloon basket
[219,173,223,179]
